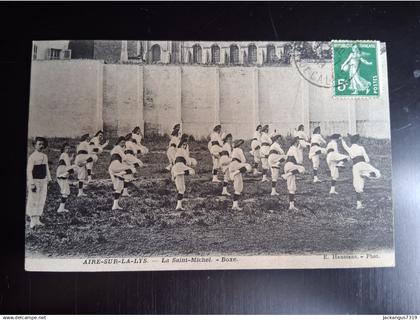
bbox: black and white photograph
[25,40,394,271]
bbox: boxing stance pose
[171,134,197,211]
[166,124,182,171]
[219,133,233,196]
[250,125,262,175]
[228,139,252,211]
[56,143,77,213]
[208,125,223,182]
[282,137,306,211]
[108,136,136,210]
[325,134,349,194]
[26,137,51,228]
[75,134,98,196]
[308,126,326,183]
[294,124,310,165]
[342,134,381,209]
[260,125,272,182]
[122,133,145,197]
[268,134,286,196]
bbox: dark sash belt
[92,148,99,153]
[311,143,320,147]
[327,148,334,154]
[125,150,135,155]
[269,149,280,155]
[254,145,261,150]
[220,150,229,157]
[352,156,365,165]
[170,143,177,148]
[77,150,88,155]
[110,154,122,163]
[57,176,68,180]
[211,141,221,146]
[58,159,66,166]
[261,142,270,147]
[32,164,47,179]
[175,156,187,165]
[232,157,242,163]
[286,156,297,164]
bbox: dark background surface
[1,2,419,314]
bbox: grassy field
[25,136,393,258]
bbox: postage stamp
[332,40,380,97]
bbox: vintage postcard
[25,40,394,271]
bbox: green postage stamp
[332,40,380,97]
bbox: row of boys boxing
[166,124,252,211]
[26,127,148,228]
[200,123,380,210]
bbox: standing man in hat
[260,125,272,182]
[308,126,327,183]
[208,125,224,182]
[228,139,252,211]
[26,137,51,228]
[108,136,136,210]
[171,134,197,211]
[131,126,149,155]
[250,125,263,175]
[219,133,233,196]
[166,124,182,171]
[342,134,381,209]
[75,134,97,197]
[281,137,306,211]
[268,133,286,196]
[326,134,349,194]
[56,143,78,213]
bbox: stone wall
[28,56,391,140]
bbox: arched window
[211,45,220,64]
[151,44,161,63]
[266,44,276,63]
[193,44,202,64]
[230,45,239,64]
[248,44,257,64]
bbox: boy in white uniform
[326,134,349,194]
[108,136,136,210]
[26,137,51,228]
[250,125,262,175]
[132,126,149,155]
[122,133,145,197]
[219,133,233,196]
[56,143,77,213]
[228,139,252,211]
[208,125,223,182]
[88,130,109,180]
[75,134,97,197]
[281,137,306,211]
[294,124,310,165]
[166,124,181,171]
[260,125,272,182]
[171,134,197,211]
[342,134,381,209]
[308,126,327,183]
[268,134,286,196]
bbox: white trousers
[353,162,380,193]
[175,174,186,194]
[57,179,70,196]
[26,179,48,217]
